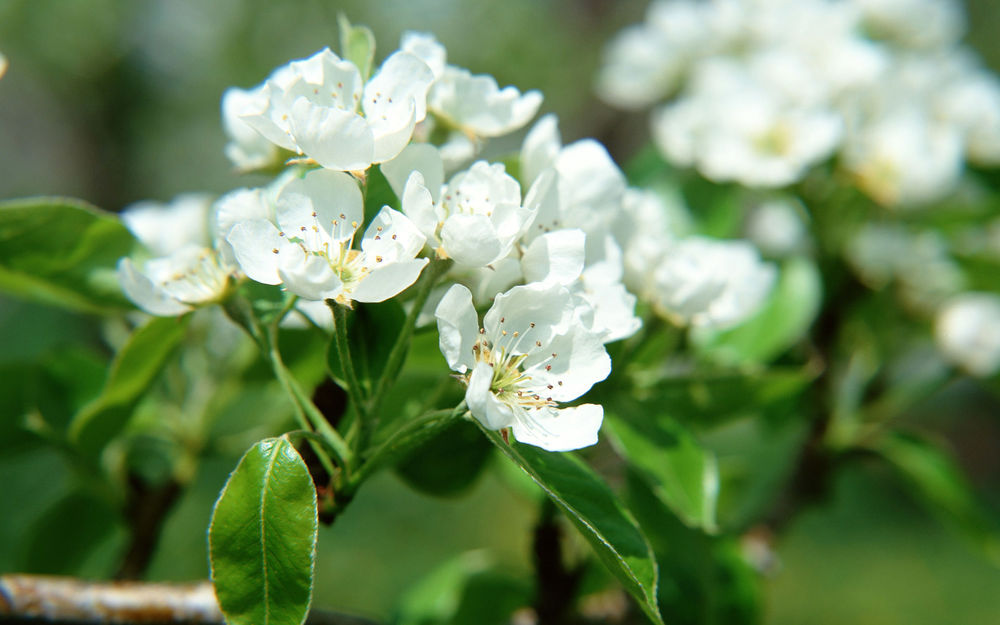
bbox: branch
[0,575,378,625]
[115,474,182,580]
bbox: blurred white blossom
[935,292,1000,377]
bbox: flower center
[469,319,560,411]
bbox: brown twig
[0,575,379,625]
[115,474,182,580]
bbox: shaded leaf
[327,299,406,396]
[626,471,761,625]
[18,492,120,575]
[0,197,136,313]
[69,316,188,457]
[875,431,1000,563]
[607,415,718,531]
[209,438,318,625]
[483,430,663,624]
[395,418,494,498]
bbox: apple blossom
[435,282,610,451]
[935,293,1000,377]
[227,168,427,305]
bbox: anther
[376,256,383,262]
[513,331,519,337]
[391,234,397,240]
[545,365,552,371]
[272,248,279,254]
[535,341,542,347]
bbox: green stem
[350,401,468,488]
[223,293,352,480]
[267,327,353,477]
[328,300,369,421]
[368,258,453,422]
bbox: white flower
[745,198,808,257]
[239,47,434,171]
[121,194,214,256]
[118,245,232,316]
[519,115,627,246]
[222,86,282,172]
[227,168,428,304]
[435,282,610,451]
[652,62,843,187]
[935,293,1000,377]
[842,108,963,207]
[117,194,235,316]
[646,237,776,330]
[401,32,542,140]
[396,152,535,268]
[0,52,7,79]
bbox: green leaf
[626,471,761,625]
[209,438,318,625]
[395,418,494,498]
[483,430,663,624]
[69,315,189,456]
[394,551,533,625]
[338,14,376,82]
[18,492,120,575]
[875,431,1000,563]
[692,257,822,366]
[326,299,406,395]
[607,415,718,532]
[636,367,816,430]
[0,197,137,313]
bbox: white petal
[364,51,435,123]
[435,283,480,373]
[400,31,447,79]
[351,258,428,303]
[522,326,610,401]
[227,219,288,285]
[278,252,343,301]
[511,404,603,451]
[521,229,585,286]
[465,362,514,430]
[362,206,426,263]
[369,99,418,164]
[381,143,444,202]
[117,258,192,317]
[276,168,363,245]
[521,168,562,243]
[484,282,572,348]
[429,67,542,137]
[440,213,502,267]
[401,171,442,240]
[289,97,374,171]
[520,114,561,187]
[240,83,298,152]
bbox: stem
[368,259,453,422]
[268,328,353,477]
[223,294,352,480]
[328,300,369,423]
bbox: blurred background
[2,1,1000,623]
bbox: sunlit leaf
[484,430,663,624]
[209,438,318,625]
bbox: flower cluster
[115,25,780,450]
[598,0,1000,206]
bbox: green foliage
[875,431,1000,563]
[0,197,136,313]
[209,438,318,625]
[395,419,494,498]
[326,299,406,398]
[69,315,189,457]
[483,431,664,625]
[606,414,719,532]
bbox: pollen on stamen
[377,226,383,232]
[311,211,317,217]
[530,322,536,328]
[340,213,346,219]
[535,340,542,347]
[479,328,486,334]
[513,331,519,337]
[351,221,359,228]
[545,365,552,371]
[376,256,383,263]
[391,234,397,240]
[374,235,381,240]
[547,384,553,389]
[300,226,306,231]
[500,317,505,323]
[558,381,563,386]
[552,353,557,358]
[278,231,285,237]
[272,248,279,254]
[501,330,507,336]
